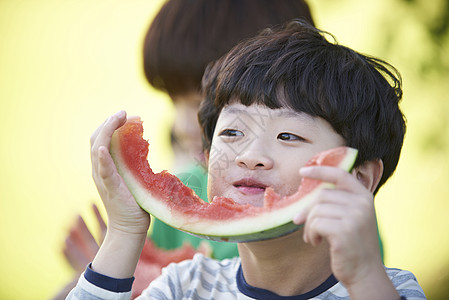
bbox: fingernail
[303,232,308,243]
[293,211,304,224]
[299,167,312,176]
[115,110,125,118]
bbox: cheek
[274,160,304,196]
[207,171,226,201]
[207,148,231,198]
[207,142,234,177]
[281,175,303,196]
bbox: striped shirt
[67,254,426,299]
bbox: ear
[352,159,384,194]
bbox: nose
[235,145,273,170]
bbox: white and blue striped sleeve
[387,268,427,300]
[65,264,134,300]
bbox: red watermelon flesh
[110,117,358,242]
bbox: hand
[90,111,150,236]
[293,166,383,287]
[91,203,107,245]
[63,204,106,273]
[63,215,99,273]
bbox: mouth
[233,178,268,195]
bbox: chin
[232,193,265,207]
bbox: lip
[233,178,269,195]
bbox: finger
[307,202,347,221]
[98,145,124,196]
[303,217,341,247]
[91,111,126,166]
[90,115,114,171]
[92,204,107,244]
[294,189,355,225]
[90,118,108,147]
[300,166,366,193]
[98,110,127,148]
[63,236,90,273]
[75,216,100,256]
[90,111,126,187]
[97,138,140,212]
[69,224,94,260]
[302,200,348,245]
[90,110,126,147]
[293,209,306,225]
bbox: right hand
[90,111,151,236]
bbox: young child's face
[207,103,345,207]
[171,91,204,166]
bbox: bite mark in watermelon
[110,117,358,242]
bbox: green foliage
[375,0,449,156]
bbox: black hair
[199,20,405,193]
[143,0,314,98]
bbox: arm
[65,112,150,300]
[293,163,401,300]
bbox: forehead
[219,103,316,125]
[171,91,203,107]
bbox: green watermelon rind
[188,219,302,242]
[110,124,358,243]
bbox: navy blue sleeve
[84,263,134,292]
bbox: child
[68,20,426,299]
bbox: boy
[69,20,426,299]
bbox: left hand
[63,214,100,274]
[293,165,383,287]
[63,204,107,273]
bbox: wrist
[91,227,147,279]
[346,263,399,300]
[107,213,151,236]
[107,221,150,237]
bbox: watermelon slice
[110,117,358,242]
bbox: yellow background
[1,1,448,299]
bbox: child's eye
[277,132,304,142]
[219,129,244,137]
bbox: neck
[238,231,332,296]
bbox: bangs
[212,34,331,119]
[215,64,285,110]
